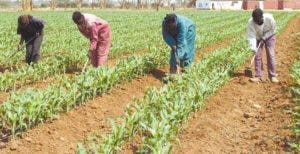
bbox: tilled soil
[0,31,237,153]
[172,15,300,154]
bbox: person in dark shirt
[17,15,44,65]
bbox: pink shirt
[77,13,109,51]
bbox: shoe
[249,77,262,82]
[270,77,279,83]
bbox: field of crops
[290,34,300,151]
[0,10,298,153]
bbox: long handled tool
[162,50,181,83]
[244,41,263,77]
[171,47,181,74]
[82,58,89,72]
[175,56,181,74]
[8,36,36,59]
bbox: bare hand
[259,37,266,43]
[171,45,176,52]
[176,58,180,66]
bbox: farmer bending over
[247,8,278,83]
[72,11,111,67]
[162,13,196,74]
[17,15,44,65]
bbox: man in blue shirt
[162,13,196,74]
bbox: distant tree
[0,1,9,8]
[170,0,176,10]
[76,0,82,9]
[120,0,125,8]
[29,0,32,10]
[137,0,141,9]
[91,0,95,9]
[187,0,195,7]
[50,0,57,10]
[91,0,100,9]
[154,0,163,11]
[64,0,69,10]
[144,0,150,9]
[21,0,33,11]
[102,0,111,8]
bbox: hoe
[8,36,36,59]
[244,41,262,78]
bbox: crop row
[0,11,256,136]
[0,48,168,135]
[289,34,300,151]
[0,11,244,67]
[77,12,297,153]
[0,11,295,143]
[0,12,253,92]
[77,38,250,153]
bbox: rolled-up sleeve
[89,24,99,51]
[247,21,257,52]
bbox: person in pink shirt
[72,11,111,67]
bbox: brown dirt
[0,76,163,153]
[0,92,8,103]
[18,77,59,91]
[0,52,130,101]
[0,65,20,73]
[0,30,239,153]
[172,15,300,153]
[0,48,147,105]
[121,36,243,153]
[0,49,143,101]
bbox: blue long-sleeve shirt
[162,15,195,59]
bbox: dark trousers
[25,33,43,65]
